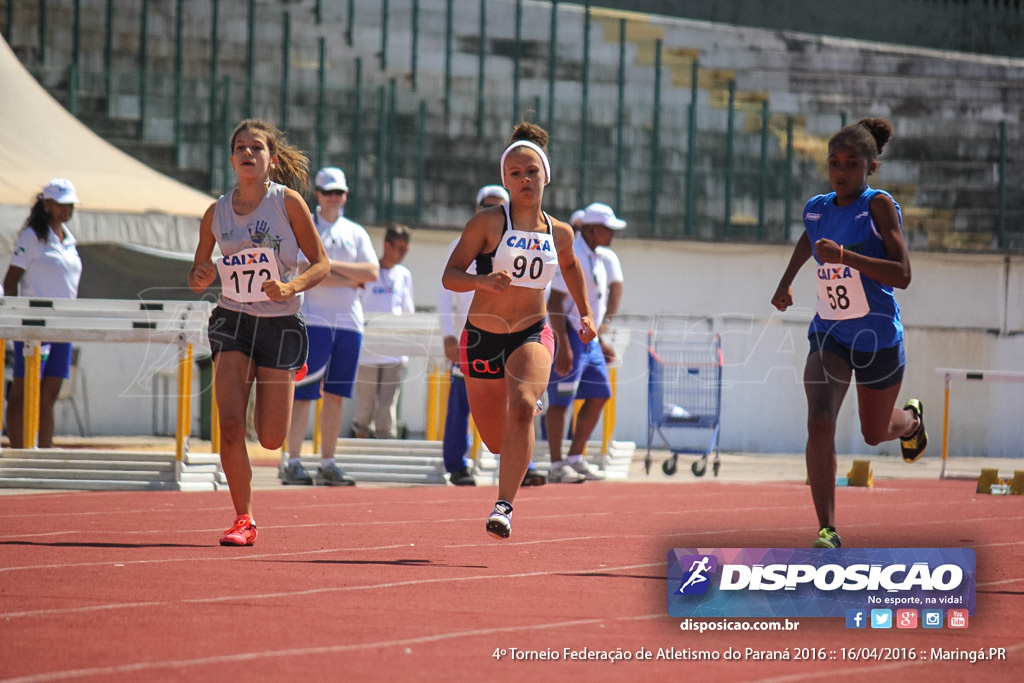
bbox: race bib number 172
[815,263,869,321]
[217,247,281,303]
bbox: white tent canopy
[0,36,214,264]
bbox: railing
[3,0,1023,250]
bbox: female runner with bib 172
[189,119,329,547]
[771,117,927,550]
[443,121,596,539]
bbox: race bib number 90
[816,263,869,321]
[217,247,281,303]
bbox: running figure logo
[676,554,718,595]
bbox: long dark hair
[24,196,50,242]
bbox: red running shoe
[219,514,258,546]
[295,363,308,381]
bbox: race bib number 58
[217,247,281,303]
[816,263,869,320]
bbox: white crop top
[484,204,559,290]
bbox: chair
[56,346,90,436]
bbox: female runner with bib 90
[442,122,596,539]
[771,117,927,550]
[189,119,330,546]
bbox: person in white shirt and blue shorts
[281,167,380,487]
[3,178,83,448]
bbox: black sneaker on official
[449,467,477,486]
[316,462,356,486]
[521,467,547,487]
[279,460,313,486]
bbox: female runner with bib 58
[770,117,927,550]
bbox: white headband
[500,140,551,187]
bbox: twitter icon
[870,609,892,629]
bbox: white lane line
[0,511,620,542]
[0,504,227,520]
[0,543,416,575]
[3,513,1020,574]
[1,561,660,619]
[0,613,665,683]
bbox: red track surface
[1,476,1021,682]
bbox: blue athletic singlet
[803,186,903,351]
[475,204,559,289]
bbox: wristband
[839,245,844,264]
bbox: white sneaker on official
[548,462,586,483]
[569,458,606,481]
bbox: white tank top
[210,182,302,316]
[489,204,559,290]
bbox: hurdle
[1,296,212,489]
[599,326,630,466]
[298,311,456,481]
[935,367,1024,480]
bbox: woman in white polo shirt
[3,178,84,448]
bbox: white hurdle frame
[935,367,1024,479]
[1,296,210,479]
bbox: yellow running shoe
[900,398,928,463]
[812,527,842,549]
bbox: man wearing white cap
[544,202,626,482]
[281,167,380,486]
[568,208,585,232]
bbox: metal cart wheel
[662,455,678,476]
[691,457,707,477]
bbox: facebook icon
[845,609,867,629]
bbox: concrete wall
[60,231,1024,458]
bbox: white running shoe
[548,462,586,483]
[486,500,513,539]
[569,458,606,481]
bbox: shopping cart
[645,331,723,477]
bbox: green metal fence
[3,0,1022,251]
